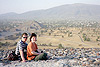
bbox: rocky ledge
[1,48,100,67]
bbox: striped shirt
[15,40,28,55]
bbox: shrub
[83,37,87,41]
[49,33,51,36]
[82,33,90,41]
[48,43,52,46]
[13,42,17,46]
[79,44,82,46]
[96,39,98,41]
[58,44,64,49]
[87,38,90,41]
[62,36,64,38]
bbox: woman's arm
[37,49,41,53]
[31,51,41,55]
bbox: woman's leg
[34,53,48,61]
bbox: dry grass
[0,27,100,50]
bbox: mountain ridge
[0,3,100,20]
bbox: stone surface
[0,48,100,67]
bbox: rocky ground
[1,48,100,67]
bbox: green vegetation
[0,19,100,49]
[68,32,73,37]
[58,44,64,49]
[48,43,52,46]
[82,33,90,41]
[79,44,82,46]
[96,36,100,41]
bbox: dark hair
[21,33,28,37]
[30,33,37,42]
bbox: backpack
[7,50,18,61]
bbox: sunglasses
[23,37,28,39]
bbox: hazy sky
[0,0,100,14]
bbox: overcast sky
[0,0,100,14]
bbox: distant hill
[0,20,44,38]
[0,3,100,20]
[10,20,43,32]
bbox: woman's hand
[37,49,41,53]
[31,51,41,55]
